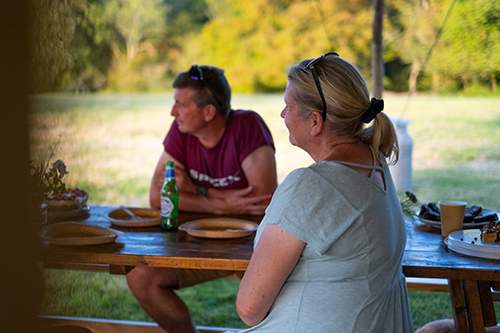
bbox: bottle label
[161,197,175,217]
[165,168,175,179]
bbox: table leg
[463,280,486,333]
[478,281,497,327]
[449,279,469,333]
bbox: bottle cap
[165,161,175,178]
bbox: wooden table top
[403,221,500,281]
[40,206,500,280]
[40,206,258,271]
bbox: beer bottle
[160,161,179,231]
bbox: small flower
[50,159,69,179]
[405,191,417,203]
[30,137,68,200]
[399,191,420,218]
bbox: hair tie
[361,98,384,123]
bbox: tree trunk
[409,60,421,94]
[491,74,497,91]
[461,74,469,93]
[371,0,384,99]
[432,71,440,92]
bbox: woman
[235,53,412,332]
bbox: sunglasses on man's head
[303,52,339,122]
[188,63,223,109]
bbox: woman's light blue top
[238,153,413,333]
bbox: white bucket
[389,118,413,193]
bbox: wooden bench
[40,316,240,333]
[406,277,450,292]
[406,278,500,303]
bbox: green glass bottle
[160,161,179,231]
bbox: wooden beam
[371,0,385,98]
[40,316,240,333]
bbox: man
[126,64,277,333]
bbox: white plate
[47,205,91,221]
[40,222,124,246]
[415,209,499,229]
[108,207,161,227]
[179,218,258,239]
[445,229,500,260]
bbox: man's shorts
[176,268,245,289]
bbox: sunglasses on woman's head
[303,52,339,122]
[188,63,223,109]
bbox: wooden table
[41,206,260,274]
[40,206,500,333]
[403,221,500,333]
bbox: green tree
[30,0,85,93]
[385,0,446,93]
[432,0,500,93]
[65,0,113,92]
[88,0,169,91]
[183,0,374,93]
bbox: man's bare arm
[150,145,277,214]
[149,152,185,209]
[240,145,277,196]
[197,145,277,214]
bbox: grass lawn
[32,93,500,331]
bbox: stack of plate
[179,218,258,239]
[47,205,91,221]
[108,207,161,227]
[445,229,500,260]
[40,222,124,246]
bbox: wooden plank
[463,280,486,333]
[40,316,239,333]
[449,279,469,333]
[406,277,449,292]
[478,281,497,327]
[42,262,110,272]
[109,265,133,275]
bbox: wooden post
[0,1,43,332]
[371,0,385,99]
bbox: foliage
[87,0,169,92]
[183,0,374,92]
[65,0,113,92]
[29,0,500,94]
[30,0,85,93]
[399,191,420,218]
[30,139,68,202]
[431,0,500,94]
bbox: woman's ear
[310,111,324,136]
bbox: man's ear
[310,111,324,136]
[203,104,218,121]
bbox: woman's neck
[309,137,360,162]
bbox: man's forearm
[178,191,217,214]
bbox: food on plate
[419,203,441,221]
[481,221,499,243]
[419,203,499,224]
[44,188,88,211]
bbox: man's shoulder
[230,109,261,118]
[229,109,266,126]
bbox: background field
[32,93,500,330]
